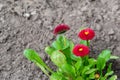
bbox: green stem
[36,62,50,77]
[37,59,54,74]
[86,40,89,46]
[38,61,54,74]
[44,65,54,74]
[84,56,89,65]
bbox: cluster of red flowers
[73,28,95,57]
[53,24,95,57]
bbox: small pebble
[108,29,115,35]
[32,14,39,21]
[96,24,102,31]
[14,6,23,16]
[112,5,119,11]
[31,11,37,15]
[0,4,4,11]
[23,13,31,18]
[81,6,87,12]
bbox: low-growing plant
[23,24,119,80]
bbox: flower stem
[36,62,50,77]
[44,66,54,74]
[84,55,89,65]
[86,40,89,46]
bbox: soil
[0,0,120,80]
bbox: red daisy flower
[78,28,95,40]
[53,24,70,35]
[72,44,89,57]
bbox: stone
[112,5,119,11]
[96,24,102,31]
[32,14,39,21]
[14,6,23,16]
[108,29,115,35]
[0,4,4,11]
[31,11,37,15]
[81,6,87,12]
[23,13,31,18]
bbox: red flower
[53,24,70,35]
[78,28,95,40]
[72,44,89,57]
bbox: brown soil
[0,0,120,80]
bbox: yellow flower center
[85,31,89,35]
[79,48,83,51]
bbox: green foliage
[23,49,53,76]
[60,63,75,79]
[23,49,46,66]
[80,40,90,46]
[76,76,84,80]
[75,57,82,71]
[109,75,117,80]
[45,46,55,56]
[52,35,69,50]
[110,56,119,59]
[50,73,66,80]
[51,50,67,67]
[97,50,111,71]
[85,69,97,74]
[23,35,118,80]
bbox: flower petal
[73,44,89,57]
[78,28,95,40]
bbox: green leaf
[104,71,114,78]
[51,50,66,67]
[71,54,81,61]
[45,46,55,56]
[52,35,70,50]
[110,56,119,59]
[97,50,111,71]
[80,40,87,46]
[52,40,62,50]
[100,77,106,80]
[97,57,106,71]
[89,72,95,79]
[69,41,74,51]
[50,73,63,80]
[98,50,111,61]
[107,63,112,73]
[88,58,97,67]
[85,69,97,74]
[23,49,45,66]
[23,49,53,74]
[75,57,82,71]
[80,40,90,46]
[76,76,84,80]
[81,66,90,76]
[57,35,70,49]
[36,62,49,76]
[61,63,75,78]
[62,47,72,64]
[109,75,117,80]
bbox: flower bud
[95,73,100,79]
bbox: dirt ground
[0,0,120,80]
